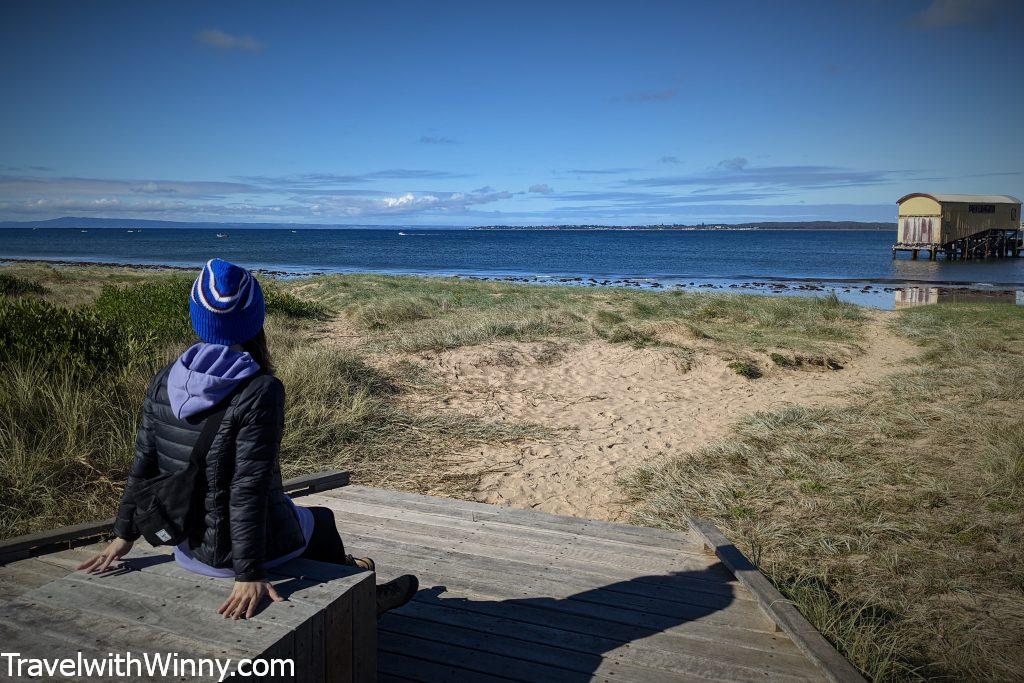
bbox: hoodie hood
[168,343,261,420]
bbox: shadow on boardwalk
[379,565,738,681]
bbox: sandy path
[405,313,918,522]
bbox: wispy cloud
[0,171,511,221]
[195,29,264,52]
[238,169,469,189]
[304,188,513,218]
[418,135,458,145]
[2,165,53,172]
[548,190,776,206]
[528,183,554,194]
[658,156,680,164]
[624,159,903,191]
[0,174,261,199]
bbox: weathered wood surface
[0,544,375,683]
[314,485,860,682]
[0,482,862,682]
[0,469,350,563]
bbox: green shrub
[604,324,656,348]
[263,287,328,319]
[0,273,47,297]
[0,298,129,374]
[770,352,794,367]
[728,360,762,379]
[92,279,193,348]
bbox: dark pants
[299,506,348,565]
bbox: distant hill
[0,216,323,229]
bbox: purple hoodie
[166,342,316,577]
[167,343,261,420]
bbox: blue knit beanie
[189,259,266,346]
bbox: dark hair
[241,328,274,374]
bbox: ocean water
[3,227,1024,308]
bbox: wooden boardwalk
[311,486,858,682]
[0,483,862,682]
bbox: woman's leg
[301,505,416,615]
[301,506,375,569]
[301,506,349,564]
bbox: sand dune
[405,314,917,521]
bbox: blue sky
[1,0,1022,225]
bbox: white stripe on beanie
[192,259,255,314]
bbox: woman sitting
[78,258,418,620]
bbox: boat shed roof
[897,193,1021,205]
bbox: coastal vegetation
[625,303,1024,680]
[3,262,1018,681]
[286,272,866,358]
[0,265,527,538]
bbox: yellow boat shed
[895,193,1021,260]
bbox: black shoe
[376,574,419,616]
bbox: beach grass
[0,265,528,538]
[623,302,1024,681]
[286,272,867,356]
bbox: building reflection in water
[894,287,1024,308]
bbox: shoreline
[5,254,1024,287]
[4,256,1023,310]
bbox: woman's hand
[218,580,283,620]
[77,537,134,573]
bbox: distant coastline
[469,221,893,231]
[0,216,894,232]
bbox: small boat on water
[126,229,134,233]
[398,231,408,236]
[80,229,87,233]
[216,233,228,238]
[291,230,298,233]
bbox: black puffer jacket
[113,364,304,581]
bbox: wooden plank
[381,611,810,683]
[303,495,727,577]
[388,597,820,681]
[0,597,249,681]
[338,520,746,603]
[26,575,293,653]
[689,518,864,683]
[338,529,764,622]
[396,580,796,657]
[0,469,350,563]
[379,629,614,683]
[341,544,785,647]
[378,651,513,683]
[329,507,721,582]
[334,485,704,552]
[308,494,708,563]
[324,585,354,683]
[284,469,351,495]
[351,567,378,683]
[341,539,773,632]
[0,557,69,596]
[91,544,372,683]
[0,518,113,564]
[17,548,376,682]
